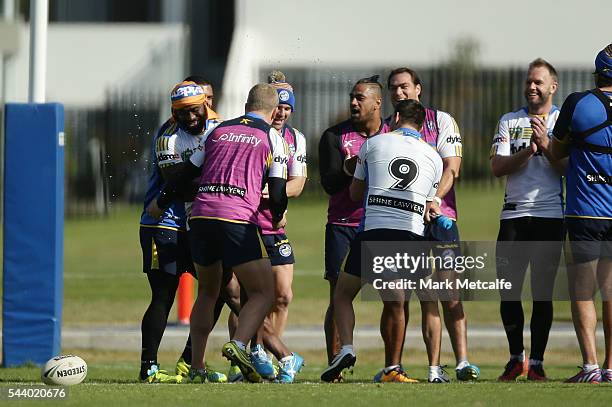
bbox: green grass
[61,182,577,326]
[0,349,609,406]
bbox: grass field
[1,183,609,405]
[0,348,609,406]
[60,182,578,326]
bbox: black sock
[140,271,179,378]
[180,336,192,364]
[500,301,524,356]
[530,301,553,361]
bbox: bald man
[148,83,291,383]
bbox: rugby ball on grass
[41,355,87,385]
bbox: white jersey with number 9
[354,128,443,235]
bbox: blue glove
[435,215,453,230]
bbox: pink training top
[327,119,390,227]
[420,107,461,220]
[189,114,288,224]
[258,125,308,234]
[384,107,462,219]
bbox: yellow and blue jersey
[140,118,220,230]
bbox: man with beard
[139,80,227,383]
[148,83,290,383]
[318,76,389,378]
[385,67,476,383]
[321,99,442,383]
[490,59,566,381]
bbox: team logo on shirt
[446,136,462,144]
[213,132,262,147]
[508,127,523,139]
[343,140,354,148]
[181,147,200,161]
[274,155,289,164]
[367,194,424,215]
[198,183,246,197]
[586,173,612,185]
[158,152,180,162]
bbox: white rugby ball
[41,355,87,386]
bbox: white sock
[456,360,469,370]
[384,365,400,374]
[341,345,354,354]
[280,355,292,363]
[232,340,246,351]
[583,363,599,372]
[528,359,542,367]
[428,366,439,376]
[510,351,525,362]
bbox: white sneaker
[428,366,451,383]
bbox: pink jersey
[420,108,462,220]
[189,114,288,224]
[258,125,307,234]
[327,119,390,226]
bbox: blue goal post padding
[2,103,64,366]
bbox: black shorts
[566,217,612,263]
[324,224,358,281]
[189,218,267,269]
[497,217,565,242]
[343,228,431,281]
[261,233,295,266]
[139,226,195,276]
[425,219,461,268]
[496,217,564,300]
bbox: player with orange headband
[138,80,227,383]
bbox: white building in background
[0,0,609,111]
[2,23,187,108]
[219,0,611,117]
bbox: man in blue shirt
[551,44,612,383]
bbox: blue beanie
[276,88,295,110]
[595,44,612,79]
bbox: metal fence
[62,66,594,215]
[264,66,594,195]
[64,92,164,216]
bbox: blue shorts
[189,218,267,269]
[139,226,195,276]
[425,219,461,268]
[566,217,612,263]
[261,233,295,266]
[324,224,358,281]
